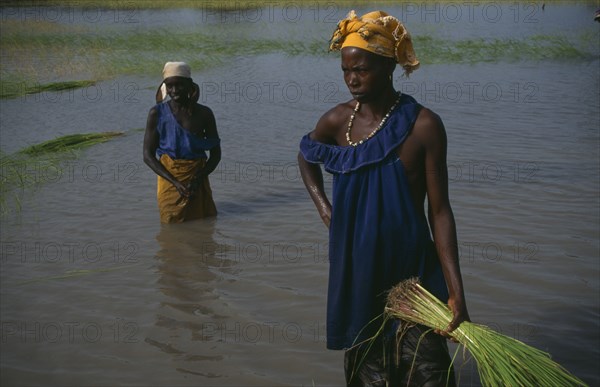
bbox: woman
[143,62,221,223]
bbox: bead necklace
[346,93,402,147]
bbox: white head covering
[156,61,192,103]
[162,61,191,80]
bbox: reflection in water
[146,218,237,378]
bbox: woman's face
[164,76,193,102]
[341,47,394,104]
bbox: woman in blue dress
[143,62,221,223]
[298,11,470,386]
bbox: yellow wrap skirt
[157,154,217,223]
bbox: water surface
[1,3,598,386]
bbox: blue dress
[154,102,220,160]
[153,102,220,223]
[299,94,449,350]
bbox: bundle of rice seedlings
[385,278,587,387]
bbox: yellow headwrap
[330,10,419,75]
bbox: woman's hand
[173,180,191,204]
[435,296,470,341]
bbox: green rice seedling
[19,132,124,156]
[3,8,594,95]
[0,80,97,99]
[384,278,588,387]
[27,80,96,93]
[0,151,65,216]
[1,132,124,216]
[0,0,587,8]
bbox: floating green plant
[1,132,125,216]
[19,132,124,156]
[1,80,96,99]
[0,0,588,9]
[413,35,595,65]
[2,12,596,94]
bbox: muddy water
[1,3,598,386]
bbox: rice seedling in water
[0,0,586,9]
[1,132,124,216]
[384,278,588,386]
[19,132,124,156]
[0,151,64,215]
[0,80,96,99]
[0,0,369,9]
[2,8,595,95]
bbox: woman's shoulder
[194,102,214,115]
[312,100,354,144]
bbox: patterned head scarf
[155,61,193,103]
[330,10,419,76]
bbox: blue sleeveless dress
[153,102,220,223]
[299,94,449,350]
[154,102,220,160]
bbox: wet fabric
[299,93,449,350]
[154,102,220,160]
[344,322,456,387]
[157,154,217,224]
[329,10,419,75]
